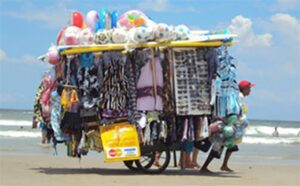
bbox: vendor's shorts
[210,145,239,159]
[227,145,239,152]
[210,146,224,159]
[181,140,194,153]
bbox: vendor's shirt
[239,92,247,120]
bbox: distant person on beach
[200,80,255,173]
[272,127,279,137]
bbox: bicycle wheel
[135,149,171,174]
[123,160,139,171]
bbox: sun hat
[238,80,255,90]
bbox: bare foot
[200,167,213,174]
[220,166,234,172]
[191,162,201,169]
[153,161,161,167]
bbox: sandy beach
[0,154,299,186]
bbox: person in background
[200,80,255,173]
[272,127,279,137]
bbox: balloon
[63,26,81,45]
[47,47,60,65]
[71,11,84,28]
[86,10,99,32]
[111,10,119,28]
[223,126,234,138]
[97,9,111,31]
[56,27,67,45]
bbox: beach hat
[238,80,255,90]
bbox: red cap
[238,80,255,90]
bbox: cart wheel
[135,149,170,174]
[123,160,139,171]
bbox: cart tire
[123,160,139,171]
[135,148,171,174]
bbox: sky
[0,0,299,121]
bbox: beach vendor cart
[34,9,241,174]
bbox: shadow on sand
[32,167,241,178]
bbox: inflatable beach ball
[212,142,222,151]
[209,121,223,134]
[225,115,238,125]
[234,126,244,139]
[111,29,128,43]
[224,137,235,148]
[168,26,177,41]
[117,10,148,30]
[63,26,81,45]
[130,27,153,43]
[79,28,94,45]
[223,126,235,138]
[94,30,111,44]
[56,27,67,45]
[154,23,171,41]
[175,25,190,40]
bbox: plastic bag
[100,122,141,162]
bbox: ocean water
[0,109,299,165]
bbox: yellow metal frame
[59,41,233,55]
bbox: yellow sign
[100,122,141,162]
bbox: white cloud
[270,13,300,41]
[271,0,300,11]
[1,3,69,29]
[228,15,272,48]
[0,48,39,64]
[21,55,39,64]
[0,49,7,61]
